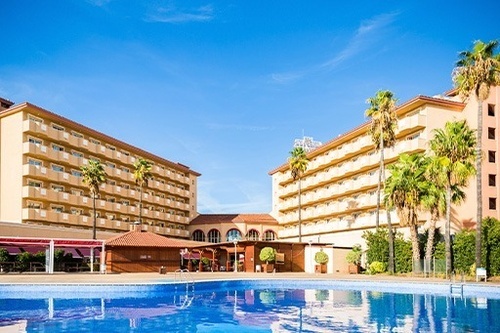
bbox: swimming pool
[0,279,499,332]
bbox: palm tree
[133,158,153,226]
[429,120,476,277]
[385,153,428,265]
[453,39,500,268]
[81,160,107,239]
[365,90,397,274]
[421,161,465,264]
[288,147,309,243]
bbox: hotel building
[269,87,500,247]
[0,98,200,239]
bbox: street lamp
[233,240,238,273]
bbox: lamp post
[233,240,238,273]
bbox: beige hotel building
[0,98,200,239]
[269,87,500,247]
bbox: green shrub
[452,229,475,274]
[259,247,276,263]
[314,250,329,264]
[16,252,32,272]
[363,228,388,265]
[367,261,387,275]
[346,244,362,265]
[201,257,210,265]
[394,236,412,274]
[482,217,500,276]
[0,248,9,262]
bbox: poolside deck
[0,271,498,285]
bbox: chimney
[130,222,143,232]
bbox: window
[89,138,100,145]
[71,170,82,177]
[192,230,206,242]
[72,151,83,158]
[51,205,64,213]
[488,104,495,116]
[71,131,83,138]
[70,208,82,215]
[489,174,496,187]
[28,115,42,123]
[28,137,42,145]
[488,127,496,139]
[121,167,129,173]
[51,124,64,131]
[489,151,496,163]
[27,201,42,209]
[246,229,260,241]
[263,230,276,241]
[28,159,42,166]
[51,185,64,192]
[489,198,497,210]
[121,151,130,156]
[52,144,64,152]
[89,156,100,162]
[51,164,64,172]
[71,189,83,196]
[207,229,221,243]
[106,162,115,168]
[226,229,242,241]
[28,180,42,187]
[106,145,116,151]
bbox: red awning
[182,252,200,260]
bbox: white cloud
[271,12,399,84]
[146,4,214,23]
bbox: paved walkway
[0,271,497,285]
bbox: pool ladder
[174,269,195,309]
[449,273,464,298]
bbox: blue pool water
[0,279,499,332]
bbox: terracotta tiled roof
[105,230,209,248]
[190,214,278,225]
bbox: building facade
[188,214,279,243]
[269,87,500,247]
[0,100,200,239]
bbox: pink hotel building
[269,87,500,247]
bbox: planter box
[315,264,327,274]
[263,263,275,273]
[348,263,360,274]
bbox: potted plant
[314,250,329,273]
[259,247,276,273]
[346,244,362,274]
[200,257,210,271]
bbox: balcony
[398,113,426,136]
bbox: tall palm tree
[288,147,309,243]
[429,120,476,277]
[385,153,428,265]
[81,160,107,239]
[453,39,500,268]
[365,90,397,274]
[133,158,153,226]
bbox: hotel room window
[488,104,495,116]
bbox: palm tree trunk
[298,178,302,243]
[139,185,143,226]
[410,224,420,270]
[380,134,395,274]
[475,100,483,268]
[92,194,97,240]
[445,182,452,278]
[425,211,438,275]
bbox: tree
[453,39,500,268]
[421,162,465,264]
[384,153,428,265]
[365,89,397,274]
[429,120,476,276]
[288,147,309,242]
[133,158,153,226]
[81,159,107,239]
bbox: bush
[367,261,387,275]
[314,250,329,265]
[259,247,276,263]
[482,217,500,276]
[0,248,9,262]
[201,257,210,265]
[16,252,32,272]
[346,244,362,265]
[363,228,389,265]
[394,236,412,274]
[452,230,475,274]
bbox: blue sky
[1,1,498,214]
